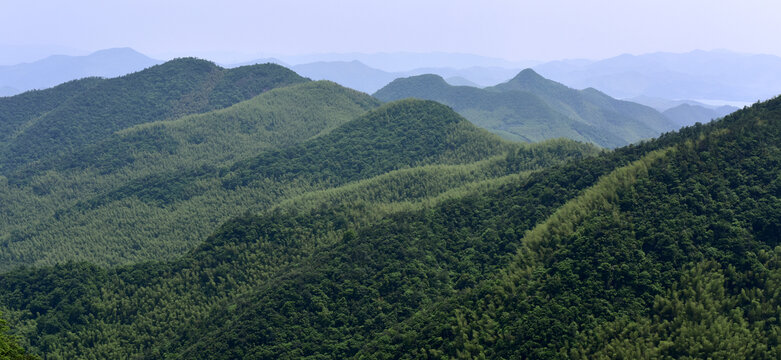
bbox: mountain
[534,50,781,102]
[291,61,399,94]
[0,80,380,270]
[0,100,601,358]
[409,66,520,87]
[288,60,519,94]
[0,57,307,173]
[374,69,677,148]
[0,44,86,66]
[224,57,288,68]
[445,76,480,87]
[663,103,738,127]
[0,48,161,96]
[2,92,777,358]
[360,95,781,359]
[277,51,537,72]
[625,95,737,112]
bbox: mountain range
[374,69,678,148]
[3,48,778,108]
[534,50,781,102]
[0,54,779,358]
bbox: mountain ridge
[0,47,161,96]
[374,69,677,148]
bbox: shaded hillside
[0,104,600,358]
[0,81,380,270]
[374,69,677,148]
[360,97,781,358]
[223,99,517,189]
[0,58,307,173]
[490,69,676,136]
[0,78,101,144]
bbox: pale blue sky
[2,0,779,63]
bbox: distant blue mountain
[534,50,781,102]
[662,103,738,128]
[0,86,18,97]
[0,48,161,95]
[292,61,399,94]
[288,60,520,93]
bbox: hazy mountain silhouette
[0,48,161,95]
[534,50,781,102]
[0,86,17,97]
[292,61,400,93]
[375,69,677,147]
[445,76,480,87]
[662,103,738,127]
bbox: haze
[2,0,780,64]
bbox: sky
[2,0,780,64]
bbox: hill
[3,55,778,358]
[2,95,779,358]
[0,48,160,96]
[663,103,738,127]
[358,96,781,358]
[0,80,380,270]
[0,101,601,358]
[289,60,519,93]
[374,69,677,147]
[0,58,307,173]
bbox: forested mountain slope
[360,96,781,358]
[374,69,677,148]
[0,78,102,144]
[2,57,777,359]
[0,58,306,173]
[0,99,520,270]
[0,102,598,358]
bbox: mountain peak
[512,68,545,81]
[489,68,568,94]
[372,74,449,98]
[89,47,147,57]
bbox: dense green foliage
[0,78,101,145]
[373,69,678,148]
[0,311,36,359]
[1,58,779,359]
[0,80,381,269]
[359,97,781,359]
[223,99,517,189]
[0,58,306,173]
[0,137,594,358]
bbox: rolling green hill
[374,69,678,148]
[0,101,599,358]
[358,97,781,359]
[6,94,777,359]
[0,98,528,271]
[2,94,778,357]
[0,58,307,174]
[0,77,101,144]
[0,80,381,270]
[2,56,778,359]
